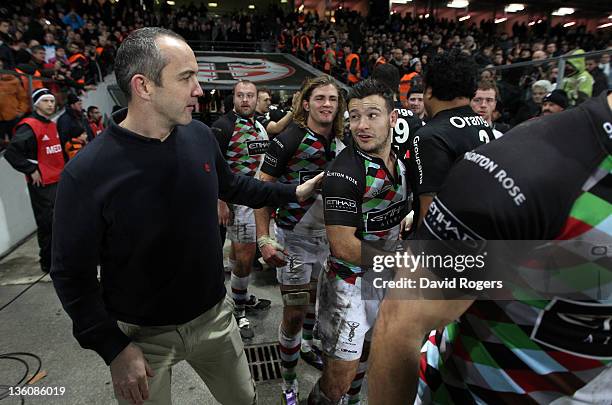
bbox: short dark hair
[423,50,478,101]
[408,85,424,97]
[87,106,99,114]
[586,55,601,63]
[371,63,400,95]
[257,87,271,97]
[31,45,45,53]
[347,78,394,114]
[233,79,256,94]
[114,27,185,101]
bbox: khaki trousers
[116,295,256,404]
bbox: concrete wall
[0,157,36,257]
[81,74,118,124]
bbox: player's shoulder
[211,113,234,131]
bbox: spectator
[0,18,15,69]
[399,53,411,76]
[15,45,50,92]
[66,42,89,88]
[62,10,85,31]
[57,93,93,156]
[87,105,104,136]
[343,41,360,85]
[42,32,56,63]
[546,42,559,57]
[399,58,422,106]
[541,89,568,116]
[0,58,29,145]
[586,56,609,97]
[407,85,426,121]
[599,49,611,87]
[561,49,594,105]
[389,48,403,70]
[470,80,504,138]
[4,88,64,273]
[513,79,553,124]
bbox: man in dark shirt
[407,50,494,226]
[50,28,322,405]
[57,93,93,157]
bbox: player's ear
[425,86,433,100]
[303,99,310,112]
[389,108,398,128]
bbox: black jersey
[391,107,425,162]
[417,91,612,403]
[407,104,494,197]
[254,111,270,129]
[260,123,345,233]
[269,105,289,122]
[323,145,411,283]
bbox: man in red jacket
[5,88,65,273]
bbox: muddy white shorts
[315,266,383,361]
[275,226,328,286]
[227,204,256,244]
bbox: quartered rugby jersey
[211,111,268,177]
[323,145,411,284]
[260,123,345,233]
[418,91,612,404]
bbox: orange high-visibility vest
[346,53,360,84]
[399,72,419,104]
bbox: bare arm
[369,269,473,404]
[266,111,293,135]
[326,224,361,265]
[418,194,435,227]
[254,172,287,267]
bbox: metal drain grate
[244,342,282,382]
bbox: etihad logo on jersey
[370,184,392,198]
[365,200,405,232]
[325,197,358,213]
[45,144,62,154]
[264,154,277,167]
[196,56,295,84]
[449,115,489,128]
[425,199,483,242]
[246,140,270,156]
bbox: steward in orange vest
[67,43,88,86]
[4,88,65,273]
[343,42,361,85]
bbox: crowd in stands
[0,1,610,147]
